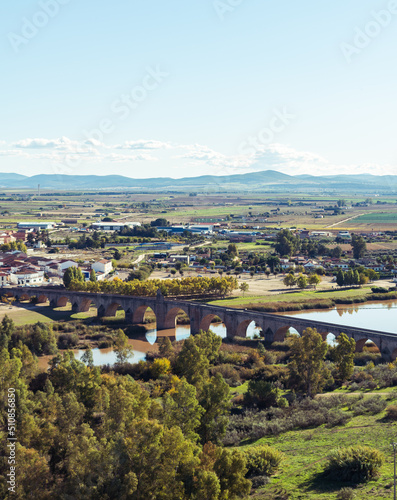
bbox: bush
[386,404,397,420]
[244,445,283,477]
[323,446,384,482]
[336,487,355,500]
[57,333,79,349]
[349,396,387,416]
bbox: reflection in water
[281,300,397,335]
[74,347,146,366]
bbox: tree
[114,329,134,364]
[336,269,345,287]
[163,377,204,442]
[239,282,249,296]
[176,336,210,387]
[198,373,230,444]
[283,273,296,288]
[308,273,321,289]
[275,229,301,256]
[63,266,84,288]
[150,218,169,227]
[89,269,97,282]
[288,327,331,397]
[266,255,280,273]
[81,347,94,368]
[351,234,366,259]
[333,333,356,383]
[244,379,280,408]
[296,274,308,290]
[331,246,342,259]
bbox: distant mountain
[0,170,396,193]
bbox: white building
[10,270,44,285]
[92,222,141,231]
[17,222,55,230]
[92,259,113,275]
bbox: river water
[280,300,397,335]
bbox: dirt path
[326,213,365,228]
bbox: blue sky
[0,0,396,178]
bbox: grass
[0,304,96,325]
[208,287,372,308]
[244,394,397,499]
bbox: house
[10,269,44,286]
[92,259,113,275]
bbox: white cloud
[1,137,396,177]
[118,139,173,150]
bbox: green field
[354,212,397,223]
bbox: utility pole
[393,442,397,500]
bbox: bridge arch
[199,313,230,338]
[236,320,263,338]
[37,294,48,304]
[273,325,301,343]
[355,338,380,354]
[164,306,190,330]
[56,296,70,308]
[104,302,125,318]
[78,297,98,313]
[133,305,156,325]
[18,293,31,302]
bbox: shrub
[349,396,386,416]
[323,446,384,482]
[244,445,283,477]
[150,358,171,378]
[386,404,397,420]
[336,487,355,500]
[57,333,79,349]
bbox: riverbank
[208,286,397,313]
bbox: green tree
[63,266,84,288]
[283,273,296,288]
[114,329,134,364]
[333,333,356,383]
[288,327,331,397]
[163,377,204,442]
[336,269,345,287]
[198,373,230,444]
[244,379,280,408]
[176,336,210,387]
[89,269,97,282]
[239,282,249,296]
[308,273,321,289]
[351,234,367,259]
[275,229,301,256]
[296,274,308,289]
[81,347,94,368]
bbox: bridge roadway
[3,286,397,360]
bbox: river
[280,300,397,335]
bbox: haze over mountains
[0,170,396,193]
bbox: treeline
[0,241,27,253]
[67,276,238,297]
[335,268,378,287]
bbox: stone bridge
[3,286,397,360]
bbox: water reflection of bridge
[3,286,397,361]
